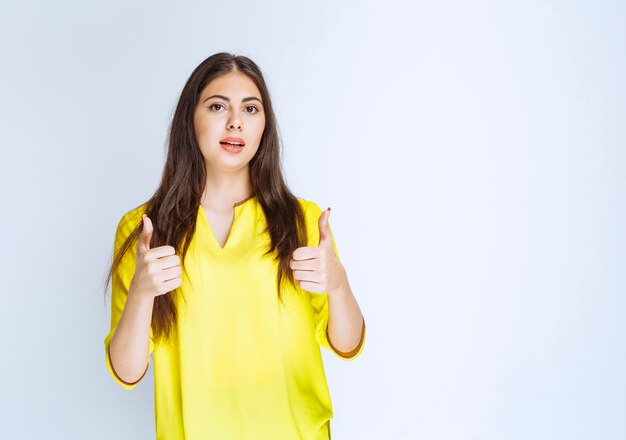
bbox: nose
[227,116,242,130]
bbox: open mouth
[220,141,245,152]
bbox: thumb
[137,214,153,254]
[318,207,333,248]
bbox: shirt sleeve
[305,200,366,361]
[103,208,155,390]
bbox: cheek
[194,118,221,144]
[246,144,261,159]
[251,118,266,142]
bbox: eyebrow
[203,94,263,104]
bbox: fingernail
[327,207,331,213]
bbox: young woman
[103,52,366,440]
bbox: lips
[220,137,245,146]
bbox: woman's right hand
[129,214,183,300]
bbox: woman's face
[194,71,266,173]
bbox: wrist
[128,284,156,304]
[329,272,350,297]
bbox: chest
[202,207,235,249]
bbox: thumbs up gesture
[129,214,183,300]
[290,207,347,295]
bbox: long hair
[103,52,309,346]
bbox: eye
[209,103,224,111]
[245,105,259,114]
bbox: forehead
[201,72,261,100]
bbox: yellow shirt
[104,196,366,440]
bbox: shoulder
[115,202,149,243]
[118,202,148,228]
[295,197,330,247]
[295,197,324,218]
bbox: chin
[207,158,252,172]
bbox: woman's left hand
[290,208,347,295]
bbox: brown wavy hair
[102,52,309,346]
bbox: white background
[0,0,624,438]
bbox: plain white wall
[1,0,624,438]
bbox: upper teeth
[224,141,243,146]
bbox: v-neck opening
[198,195,257,251]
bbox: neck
[201,165,254,211]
